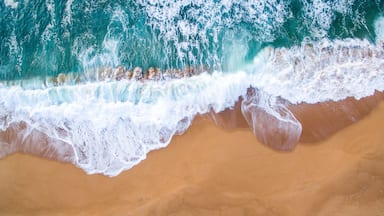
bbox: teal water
[1,0,383,80]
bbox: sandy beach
[1,1,383,215]
[1,94,384,215]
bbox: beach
[1,94,384,215]
[1,1,384,215]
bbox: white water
[0,72,247,176]
[250,38,384,104]
[4,0,18,9]
[1,33,383,176]
[375,16,384,43]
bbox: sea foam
[1,35,384,176]
[250,38,384,104]
[4,0,18,9]
[0,72,248,176]
[375,16,384,43]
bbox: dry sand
[1,96,384,215]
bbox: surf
[1,36,384,176]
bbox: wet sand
[1,97,384,215]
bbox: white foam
[41,0,57,44]
[249,38,384,104]
[0,72,250,176]
[1,36,383,176]
[375,16,384,43]
[8,30,22,73]
[138,0,290,66]
[61,0,74,37]
[74,7,132,71]
[301,0,356,38]
[4,0,18,9]
[77,39,120,72]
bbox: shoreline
[0,91,383,171]
[208,90,384,148]
[1,94,384,215]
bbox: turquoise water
[1,0,384,176]
[1,0,382,80]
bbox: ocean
[0,0,383,176]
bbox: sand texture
[1,96,384,215]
